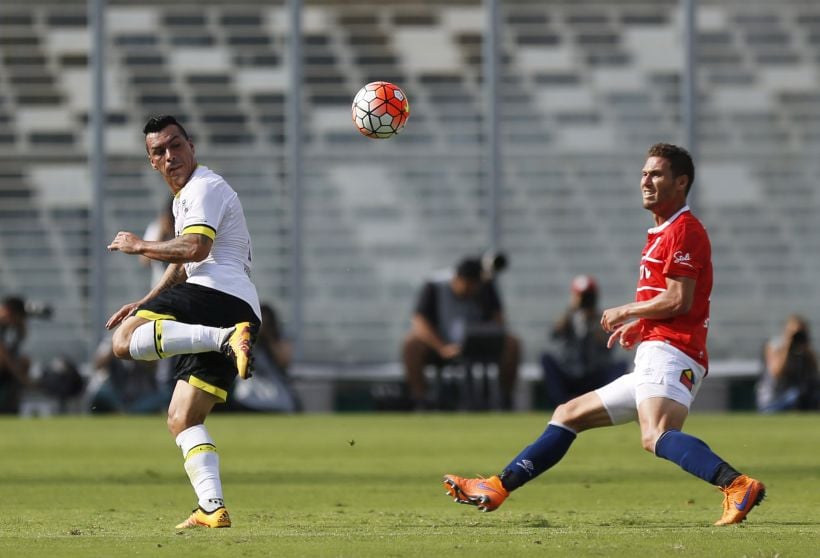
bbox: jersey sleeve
[663,223,709,279]
[178,179,222,241]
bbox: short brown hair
[647,143,695,194]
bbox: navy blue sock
[499,422,577,492]
[654,429,724,484]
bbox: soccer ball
[351,81,410,139]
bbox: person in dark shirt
[541,275,626,406]
[756,314,819,412]
[0,296,31,414]
[401,257,520,409]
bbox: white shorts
[595,341,706,425]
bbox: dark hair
[647,143,695,194]
[579,289,598,310]
[455,258,483,282]
[792,329,809,346]
[2,296,26,317]
[143,115,189,139]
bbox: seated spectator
[38,355,85,412]
[402,257,521,410]
[541,275,626,407]
[0,296,31,414]
[229,303,301,413]
[756,314,820,412]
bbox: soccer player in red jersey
[443,144,765,526]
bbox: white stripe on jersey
[641,236,663,263]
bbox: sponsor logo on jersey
[673,251,694,267]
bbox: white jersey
[173,165,261,319]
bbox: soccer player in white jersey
[106,115,260,529]
[443,143,766,526]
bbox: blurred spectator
[38,355,85,412]
[0,296,31,414]
[229,303,300,412]
[541,275,626,407]
[402,257,521,410]
[85,334,173,414]
[756,314,820,412]
[141,198,175,286]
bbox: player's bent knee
[111,328,133,360]
[167,415,207,438]
[167,403,210,437]
[167,410,195,437]
[167,413,183,436]
[551,401,574,425]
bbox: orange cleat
[221,322,256,379]
[175,506,232,529]
[714,475,766,526]
[443,474,509,512]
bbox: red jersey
[637,206,712,369]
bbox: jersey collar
[174,165,207,197]
[647,205,690,234]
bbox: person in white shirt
[141,198,174,287]
[106,115,260,529]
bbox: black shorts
[135,282,259,402]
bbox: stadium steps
[2,1,820,365]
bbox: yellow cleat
[714,475,766,526]
[221,322,256,379]
[443,474,509,512]
[175,506,232,529]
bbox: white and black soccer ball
[351,81,410,139]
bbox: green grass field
[1,412,818,557]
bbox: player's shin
[176,425,225,512]
[654,429,735,485]
[498,422,577,491]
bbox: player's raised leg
[112,315,256,378]
[443,391,612,512]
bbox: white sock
[129,321,162,360]
[129,320,230,360]
[176,425,224,512]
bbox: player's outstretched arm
[108,232,212,264]
[107,231,143,254]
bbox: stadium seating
[1,1,819,370]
